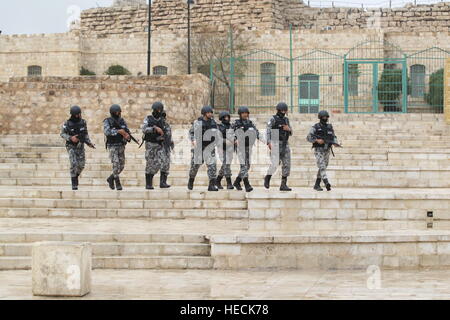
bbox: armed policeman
[264,102,292,191]
[306,110,341,191]
[188,106,219,192]
[216,111,235,190]
[141,101,173,190]
[103,104,134,191]
[60,105,95,190]
[232,106,260,193]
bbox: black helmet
[276,102,288,112]
[318,110,330,119]
[238,106,250,115]
[201,106,214,115]
[70,105,81,115]
[219,111,230,121]
[152,101,164,112]
[110,104,122,115]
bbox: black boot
[243,177,253,193]
[71,176,78,191]
[280,177,292,191]
[160,172,171,189]
[323,179,331,191]
[264,175,272,189]
[216,175,224,189]
[107,174,115,190]
[145,174,154,190]
[115,176,123,191]
[208,179,219,191]
[233,177,243,191]
[226,177,234,190]
[313,178,323,191]
[188,177,195,190]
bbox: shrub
[80,67,96,76]
[105,65,131,76]
[425,68,444,107]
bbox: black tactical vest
[66,119,87,146]
[143,115,164,144]
[105,117,127,145]
[234,119,257,148]
[312,123,335,148]
[271,115,290,143]
[197,117,217,149]
[218,122,232,149]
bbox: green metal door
[298,74,319,113]
[344,60,407,113]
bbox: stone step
[0,208,248,219]
[0,232,209,244]
[0,242,210,257]
[0,198,248,210]
[0,256,214,270]
[247,190,450,220]
[0,175,448,187]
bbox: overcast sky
[0,0,442,35]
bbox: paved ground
[1,269,450,300]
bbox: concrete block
[32,242,91,297]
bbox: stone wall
[0,75,210,134]
[445,58,450,124]
[0,33,81,82]
[79,0,450,35]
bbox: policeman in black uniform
[141,102,172,190]
[103,104,131,191]
[60,106,95,190]
[264,102,292,191]
[306,110,341,191]
[216,111,235,190]
[188,106,219,191]
[232,106,260,192]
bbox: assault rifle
[110,117,140,146]
[75,134,96,149]
[312,135,342,157]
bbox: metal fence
[210,29,449,114]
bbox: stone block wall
[79,0,450,35]
[445,58,450,124]
[0,74,210,134]
[0,33,81,82]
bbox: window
[348,64,359,96]
[153,65,168,75]
[27,65,42,77]
[260,62,276,96]
[410,64,425,98]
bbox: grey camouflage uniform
[188,119,217,180]
[217,125,234,178]
[60,121,92,178]
[232,119,260,179]
[306,125,338,181]
[266,115,292,177]
[141,116,172,175]
[103,118,127,178]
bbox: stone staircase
[0,113,449,270]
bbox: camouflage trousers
[237,148,252,179]
[217,146,233,178]
[189,148,217,180]
[314,147,331,181]
[66,145,85,178]
[267,143,291,177]
[145,142,170,175]
[108,144,126,178]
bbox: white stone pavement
[1,269,450,300]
